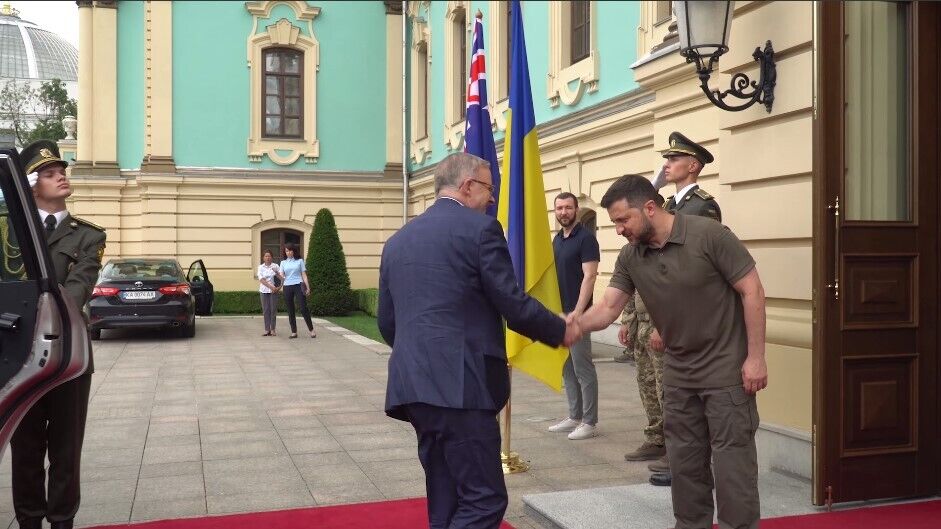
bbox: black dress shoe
[649,471,673,487]
[17,518,42,529]
[51,519,74,529]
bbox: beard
[632,216,655,245]
[557,215,575,228]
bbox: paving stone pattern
[0,317,662,529]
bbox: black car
[86,258,215,340]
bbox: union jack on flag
[463,13,501,217]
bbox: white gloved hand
[650,167,667,190]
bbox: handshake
[560,312,584,347]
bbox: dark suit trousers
[404,403,508,529]
[11,372,92,523]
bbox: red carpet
[88,498,515,529]
[730,498,941,529]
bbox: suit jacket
[666,184,722,222]
[380,198,566,421]
[48,213,106,372]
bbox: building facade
[71,0,940,506]
[70,0,405,291]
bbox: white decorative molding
[490,98,509,132]
[547,0,599,108]
[410,1,432,163]
[636,1,678,59]
[246,1,321,166]
[443,0,469,151]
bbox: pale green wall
[408,0,641,171]
[166,1,387,172]
[117,0,145,170]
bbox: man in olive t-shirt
[573,175,768,529]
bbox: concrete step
[522,470,817,529]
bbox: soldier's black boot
[649,471,673,487]
[51,519,74,529]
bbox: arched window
[263,48,304,139]
[261,228,303,263]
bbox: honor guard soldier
[11,140,105,529]
[661,131,721,222]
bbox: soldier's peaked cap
[21,139,67,175]
[660,131,714,165]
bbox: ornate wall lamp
[675,1,776,113]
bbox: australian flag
[463,13,500,217]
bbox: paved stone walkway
[0,316,655,529]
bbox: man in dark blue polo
[547,192,601,440]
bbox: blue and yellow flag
[497,0,568,392]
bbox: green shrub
[306,208,357,316]
[356,288,379,316]
[213,291,286,314]
[211,288,378,315]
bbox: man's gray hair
[434,152,490,195]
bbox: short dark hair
[554,192,578,208]
[600,174,664,210]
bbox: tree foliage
[0,79,76,146]
[306,208,356,316]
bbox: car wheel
[180,322,196,338]
[89,328,101,341]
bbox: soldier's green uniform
[1,208,26,281]
[625,293,663,447]
[11,140,105,529]
[665,186,721,222]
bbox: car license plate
[123,290,156,301]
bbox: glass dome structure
[0,3,77,83]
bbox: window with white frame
[246,2,321,165]
[409,1,432,163]
[444,1,468,150]
[547,1,599,108]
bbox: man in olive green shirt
[574,174,768,529]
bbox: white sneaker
[548,417,580,432]
[567,423,598,440]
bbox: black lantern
[675,1,776,113]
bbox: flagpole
[464,8,528,475]
[500,365,529,474]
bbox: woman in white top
[257,249,281,336]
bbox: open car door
[186,259,214,316]
[0,149,90,460]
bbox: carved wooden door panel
[815,1,940,506]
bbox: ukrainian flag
[497,0,568,392]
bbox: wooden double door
[815,1,941,506]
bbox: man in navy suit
[379,152,582,529]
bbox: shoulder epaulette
[72,216,105,232]
[693,188,714,201]
[663,196,674,209]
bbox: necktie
[44,214,57,236]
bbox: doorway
[814,0,940,506]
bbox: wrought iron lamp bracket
[684,40,776,113]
